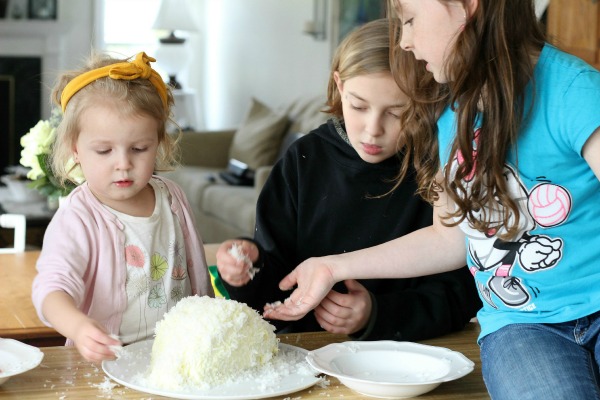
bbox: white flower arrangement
[19,108,83,199]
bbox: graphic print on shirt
[124,240,183,341]
[169,240,188,302]
[451,130,571,310]
[125,244,150,339]
[149,252,168,310]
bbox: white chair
[0,214,26,253]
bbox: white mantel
[0,0,95,118]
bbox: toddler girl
[32,52,214,362]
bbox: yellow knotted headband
[60,52,168,112]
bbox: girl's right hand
[216,240,259,287]
[72,318,121,362]
[263,256,337,321]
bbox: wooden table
[0,326,488,399]
[0,251,63,346]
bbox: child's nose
[365,115,384,137]
[400,31,413,51]
[116,152,132,170]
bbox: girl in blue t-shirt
[264,1,600,399]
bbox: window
[101,0,162,58]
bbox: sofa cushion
[202,185,257,235]
[229,98,289,170]
[161,166,221,224]
[282,95,329,135]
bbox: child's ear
[333,71,344,93]
[464,0,478,19]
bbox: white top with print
[107,178,191,344]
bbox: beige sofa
[163,96,329,243]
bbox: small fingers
[314,310,350,334]
[318,296,350,319]
[77,339,117,362]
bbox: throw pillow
[229,98,289,170]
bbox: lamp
[303,0,327,41]
[152,0,198,89]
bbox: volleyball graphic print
[527,183,571,227]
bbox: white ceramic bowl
[306,341,474,399]
[0,339,44,386]
[0,175,44,202]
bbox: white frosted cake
[146,295,279,390]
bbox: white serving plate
[0,338,45,386]
[306,340,474,399]
[102,340,320,399]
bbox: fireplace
[0,57,41,174]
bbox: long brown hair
[389,16,448,201]
[390,0,546,239]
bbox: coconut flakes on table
[316,377,331,388]
[229,242,260,279]
[93,376,118,393]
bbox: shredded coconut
[108,334,125,359]
[94,376,118,393]
[141,295,279,391]
[316,377,331,388]
[229,242,260,279]
[265,300,282,309]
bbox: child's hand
[216,240,259,287]
[263,256,337,321]
[314,279,372,335]
[41,291,122,362]
[72,318,122,362]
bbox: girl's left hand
[313,279,372,335]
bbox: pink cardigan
[32,176,214,344]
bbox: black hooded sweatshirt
[221,119,481,340]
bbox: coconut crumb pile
[143,296,282,391]
[134,342,319,393]
[93,376,118,393]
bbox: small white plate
[0,339,45,386]
[102,340,321,399]
[306,340,474,399]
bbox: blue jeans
[480,311,600,399]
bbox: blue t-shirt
[437,44,600,340]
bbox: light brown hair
[324,18,393,118]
